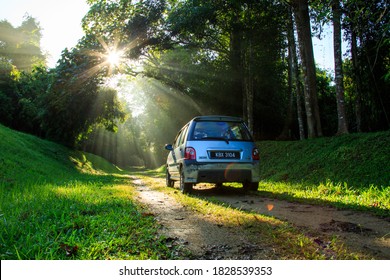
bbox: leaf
[60,243,79,257]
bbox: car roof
[191,115,244,122]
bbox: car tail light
[184,147,196,160]
[252,147,260,160]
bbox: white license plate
[210,151,240,159]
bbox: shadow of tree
[187,184,390,218]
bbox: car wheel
[243,182,258,192]
[166,168,174,188]
[180,168,193,194]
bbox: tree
[316,67,337,135]
[0,16,45,71]
[12,66,54,135]
[344,0,390,132]
[311,0,348,135]
[83,0,167,66]
[82,0,288,138]
[0,17,48,133]
[290,0,322,138]
[332,0,348,134]
[40,43,127,146]
[279,6,305,140]
[165,0,287,136]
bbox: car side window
[174,125,189,148]
[179,125,189,146]
[173,132,181,148]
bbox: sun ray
[107,50,124,66]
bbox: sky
[0,0,338,70]
[0,0,90,67]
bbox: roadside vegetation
[257,131,390,217]
[0,124,173,260]
[1,124,388,259]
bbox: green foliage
[1,0,389,158]
[309,0,390,133]
[0,124,174,260]
[0,17,46,71]
[153,0,288,137]
[0,41,127,147]
[0,17,47,131]
[0,12,132,148]
[81,0,290,138]
[0,65,52,134]
[316,68,337,136]
[83,0,167,61]
[345,0,390,131]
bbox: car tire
[180,168,193,194]
[166,168,174,188]
[243,182,258,192]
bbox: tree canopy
[0,16,45,71]
[0,0,389,167]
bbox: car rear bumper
[183,161,260,183]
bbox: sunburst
[107,50,124,66]
[92,36,126,75]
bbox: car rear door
[168,124,189,179]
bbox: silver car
[165,116,260,193]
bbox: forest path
[131,176,390,259]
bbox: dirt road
[131,176,390,259]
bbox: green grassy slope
[258,131,390,187]
[0,124,171,260]
[257,131,390,215]
[0,124,120,185]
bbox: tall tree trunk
[351,29,362,132]
[278,46,294,140]
[289,8,306,140]
[332,0,349,135]
[279,9,297,140]
[231,20,254,133]
[242,38,254,134]
[230,23,244,117]
[291,0,322,138]
[243,76,254,134]
[296,80,305,140]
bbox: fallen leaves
[60,243,78,257]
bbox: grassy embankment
[257,131,390,217]
[0,124,173,260]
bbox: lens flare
[267,204,274,211]
[107,50,123,66]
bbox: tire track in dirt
[131,176,390,259]
[194,184,390,259]
[131,177,275,259]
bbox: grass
[0,124,173,260]
[256,131,390,217]
[1,123,388,259]
[138,175,365,260]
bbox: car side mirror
[165,144,173,151]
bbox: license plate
[210,151,240,159]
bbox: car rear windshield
[190,121,252,141]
